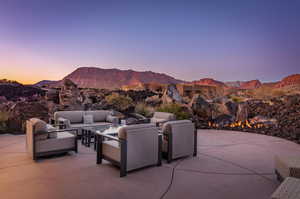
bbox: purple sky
[0,0,299,83]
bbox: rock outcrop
[59,79,83,110]
[192,78,227,88]
[275,74,300,88]
[240,80,262,89]
[162,84,183,104]
[235,102,249,122]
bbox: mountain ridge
[28,67,300,90]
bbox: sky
[0,0,299,84]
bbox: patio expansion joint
[197,152,275,182]
[175,168,273,176]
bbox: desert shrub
[135,102,153,117]
[252,86,276,100]
[105,93,134,112]
[229,95,244,103]
[271,89,286,97]
[156,103,191,120]
[0,111,9,133]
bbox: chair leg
[157,134,162,166]
[120,139,127,177]
[167,133,172,164]
[275,170,283,182]
[120,168,127,177]
[74,144,78,153]
[96,135,102,164]
[74,137,78,153]
[81,130,85,145]
[193,129,197,157]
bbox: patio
[1,129,300,199]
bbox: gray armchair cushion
[153,112,176,120]
[85,111,111,122]
[83,115,94,124]
[54,111,84,124]
[150,118,168,124]
[118,123,156,140]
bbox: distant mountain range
[30,67,300,90]
[33,80,58,88]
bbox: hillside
[62,67,184,89]
[33,80,58,87]
[275,74,300,88]
[192,78,227,88]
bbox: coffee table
[82,124,126,150]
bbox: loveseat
[53,110,119,136]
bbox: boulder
[145,95,162,106]
[162,84,183,104]
[59,79,83,110]
[189,94,212,119]
[236,102,249,122]
[45,89,59,104]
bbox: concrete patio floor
[1,129,300,199]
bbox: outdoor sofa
[161,120,197,163]
[97,123,162,177]
[53,110,119,136]
[26,118,78,160]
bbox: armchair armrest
[96,131,127,177]
[96,132,120,142]
[48,128,78,135]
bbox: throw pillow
[84,115,94,124]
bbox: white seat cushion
[35,132,75,153]
[102,140,120,161]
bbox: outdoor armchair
[26,118,78,160]
[96,123,162,177]
[161,120,197,163]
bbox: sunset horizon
[1,1,299,84]
[1,65,300,85]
